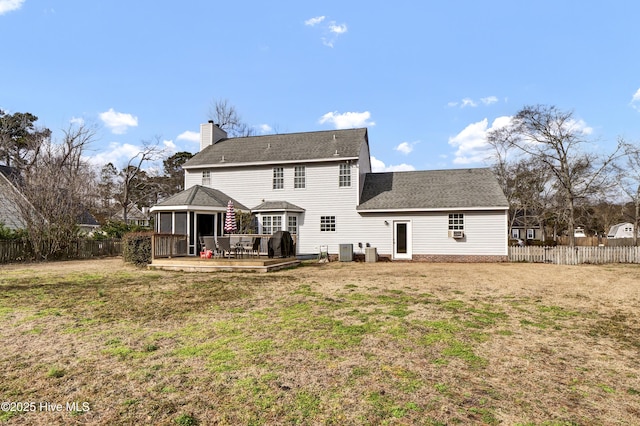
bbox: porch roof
[251,200,305,213]
[150,185,249,212]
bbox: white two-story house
[151,121,509,261]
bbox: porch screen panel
[159,213,172,233]
[175,213,187,235]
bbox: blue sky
[2,0,640,173]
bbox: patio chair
[217,236,232,258]
[251,237,261,257]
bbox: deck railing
[152,234,188,258]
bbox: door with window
[393,220,412,260]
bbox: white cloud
[319,111,375,129]
[631,88,640,111]
[461,98,477,108]
[0,0,25,15]
[69,116,85,126]
[304,16,325,26]
[370,156,416,172]
[329,22,347,34]
[99,108,138,134]
[177,130,200,143]
[306,15,347,47]
[395,141,418,155]
[87,142,146,168]
[481,96,498,105]
[258,124,272,134]
[565,119,593,135]
[163,139,177,153]
[448,116,511,165]
[448,96,499,108]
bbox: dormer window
[339,163,351,187]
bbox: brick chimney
[200,121,228,151]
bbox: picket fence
[509,245,640,265]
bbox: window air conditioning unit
[449,230,464,239]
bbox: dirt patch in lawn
[1,258,639,425]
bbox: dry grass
[0,258,639,425]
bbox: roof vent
[333,150,339,156]
[333,134,336,141]
[221,155,225,162]
[267,143,271,149]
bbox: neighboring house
[1,165,99,234]
[114,204,151,227]
[509,213,544,242]
[607,222,636,239]
[150,122,509,261]
[0,165,28,230]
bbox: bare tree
[208,99,256,137]
[614,140,640,245]
[11,124,96,259]
[116,140,166,223]
[488,105,622,246]
[487,127,552,243]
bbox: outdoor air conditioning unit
[449,230,464,239]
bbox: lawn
[0,258,639,425]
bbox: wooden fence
[0,239,122,264]
[555,236,637,247]
[509,245,640,265]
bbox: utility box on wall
[339,244,353,262]
[365,247,377,263]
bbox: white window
[262,215,282,234]
[339,163,351,187]
[273,167,284,190]
[527,229,534,239]
[294,166,306,189]
[511,228,520,239]
[262,216,271,234]
[202,170,211,186]
[288,216,298,234]
[448,213,464,230]
[272,216,282,232]
[321,216,336,232]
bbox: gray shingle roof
[183,128,368,168]
[153,185,248,211]
[357,168,508,211]
[252,200,305,212]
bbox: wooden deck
[148,256,300,273]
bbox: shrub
[122,231,153,266]
[0,222,26,240]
